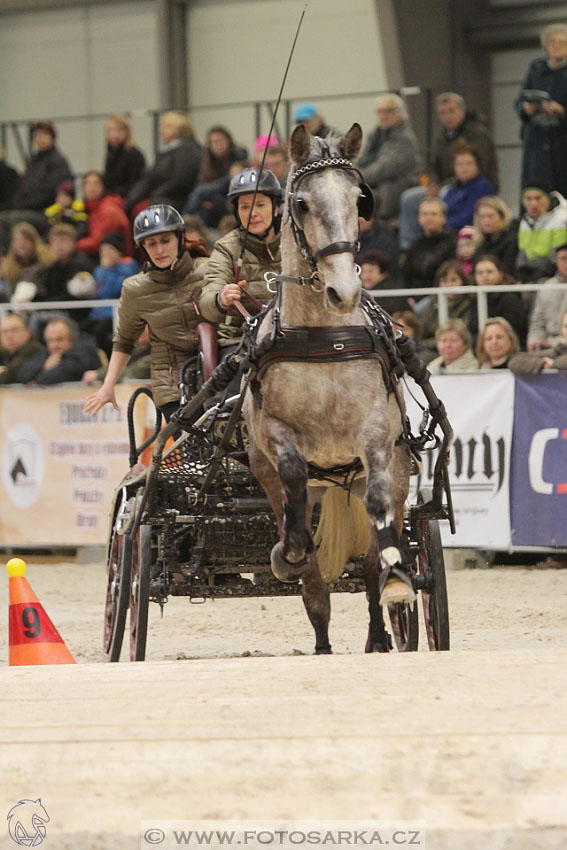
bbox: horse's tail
[313,488,370,582]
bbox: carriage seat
[197,322,219,381]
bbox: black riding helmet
[227,167,282,235]
[133,204,185,267]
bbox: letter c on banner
[528,428,558,494]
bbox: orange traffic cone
[7,558,75,666]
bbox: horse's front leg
[260,416,314,583]
[364,420,415,607]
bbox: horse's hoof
[365,633,392,653]
[315,646,332,655]
[379,577,416,607]
[270,542,306,583]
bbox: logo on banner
[528,426,567,495]
[421,433,506,496]
[2,424,44,508]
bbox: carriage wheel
[103,526,132,662]
[388,602,419,652]
[416,492,450,651]
[129,525,152,662]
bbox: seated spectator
[469,255,528,346]
[83,324,151,386]
[0,146,19,211]
[0,313,44,386]
[420,260,473,352]
[0,120,73,252]
[357,214,399,268]
[217,214,237,237]
[250,134,281,165]
[391,310,436,364]
[398,92,499,249]
[473,196,519,274]
[510,309,567,374]
[76,171,133,259]
[263,144,289,189]
[404,198,457,294]
[444,142,496,232]
[183,215,213,255]
[456,225,476,276]
[428,318,479,374]
[18,317,101,385]
[359,250,409,314]
[526,243,567,350]
[515,24,567,199]
[0,222,53,301]
[357,93,420,220]
[476,316,520,369]
[292,103,332,139]
[200,126,248,184]
[44,181,87,237]
[183,126,248,227]
[127,111,202,215]
[516,181,567,282]
[81,232,139,357]
[103,113,146,200]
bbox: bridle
[286,154,374,280]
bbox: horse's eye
[297,198,309,213]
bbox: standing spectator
[76,171,133,259]
[510,309,567,373]
[183,126,248,228]
[473,196,519,275]
[0,222,53,301]
[427,319,479,374]
[44,180,87,237]
[420,260,473,353]
[359,250,409,314]
[399,92,498,248]
[357,93,420,220]
[515,181,567,282]
[444,143,496,232]
[82,232,139,357]
[0,146,19,211]
[516,24,567,198]
[476,317,520,369]
[103,113,146,200]
[357,214,399,268]
[292,103,332,139]
[404,198,457,293]
[526,244,567,349]
[199,126,248,184]
[0,313,44,385]
[0,120,72,252]
[470,255,528,346]
[18,317,101,385]
[127,112,202,215]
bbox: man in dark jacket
[0,120,73,251]
[0,314,44,385]
[18,317,101,385]
[42,223,96,322]
[404,198,457,293]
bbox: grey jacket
[357,121,420,218]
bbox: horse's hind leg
[301,556,332,654]
[363,534,392,653]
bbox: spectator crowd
[2,22,567,391]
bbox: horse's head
[286,123,373,316]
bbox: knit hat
[522,180,552,199]
[30,120,56,140]
[57,180,75,199]
[100,231,125,254]
[293,102,318,122]
[253,133,281,154]
[457,225,476,240]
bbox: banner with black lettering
[510,374,567,546]
[405,371,514,548]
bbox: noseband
[287,156,368,277]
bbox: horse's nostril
[326,287,342,307]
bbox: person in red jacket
[76,171,133,258]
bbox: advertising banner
[405,371,515,549]
[510,373,567,546]
[0,384,148,546]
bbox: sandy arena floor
[0,557,566,850]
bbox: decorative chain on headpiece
[291,157,354,183]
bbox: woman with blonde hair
[476,316,520,369]
[103,113,146,199]
[473,195,518,273]
[126,111,202,215]
[0,222,53,300]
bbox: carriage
[103,123,455,662]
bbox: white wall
[186,0,395,153]
[0,2,158,177]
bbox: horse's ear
[341,123,363,160]
[290,124,311,165]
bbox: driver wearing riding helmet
[198,166,282,349]
[83,204,208,422]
